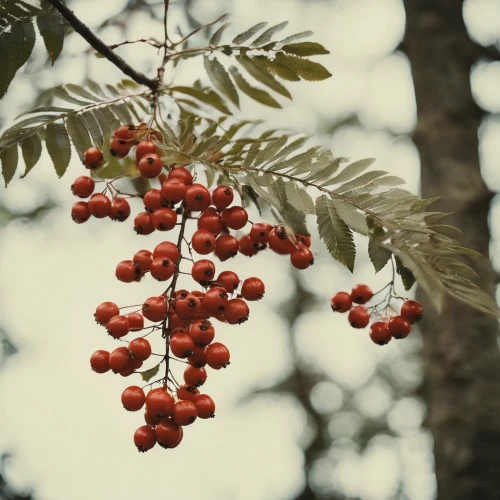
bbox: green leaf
[169,86,230,114]
[232,22,268,44]
[81,111,105,147]
[37,12,64,64]
[367,222,392,272]
[1,145,18,186]
[66,114,93,161]
[316,195,355,272]
[45,122,71,177]
[18,106,74,117]
[203,57,239,107]
[284,182,315,214]
[237,54,292,99]
[279,31,313,44]
[281,42,329,57]
[253,135,288,167]
[332,198,368,235]
[20,133,42,177]
[210,22,230,46]
[254,56,300,81]
[394,255,417,292]
[251,21,288,46]
[140,364,160,383]
[336,170,389,194]
[275,53,332,81]
[86,79,106,98]
[321,158,376,186]
[282,202,309,235]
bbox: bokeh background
[1,0,500,499]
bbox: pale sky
[0,1,499,499]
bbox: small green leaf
[81,111,105,147]
[140,364,160,383]
[66,114,93,161]
[204,57,239,107]
[279,31,314,44]
[232,22,268,44]
[170,86,230,114]
[368,223,392,272]
[45,122,71,177]
[395,255,417,291]
[254,56,300,81]
[281,42,329,57]
[275,53,331,81]
[1,144,18,186]
[37,12,64,64]
[210,22,230,46]
[20,133,42,177]
[332,198,368,235]
[65,84,101,102]
[284,182,315,214]
[251,21,288,47]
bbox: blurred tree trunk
[405,1,500,499]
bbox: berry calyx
[250,222,273,244]
[134,212,155,235]
[183,365,208,387]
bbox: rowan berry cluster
[330,283,423,345]
[75,123,315,452]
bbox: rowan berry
[106,315,130,338]
[192,259,216,284]
[126,312,144,331]
[216,271,240,293]
[109,138,131,158]
[94,301,119,326]
[122,386,146,411]
[348,305,370,328]
[238,234,259,257]
[198,211,224,235]
[290,244,314,269]
[191,229,216,255]
[130,358,143,370]
[150,257,175,281]
[187,346,208,368]
[183,365,207,387]
[151,207,177,231]
[173,400,198,426]
[170,333,195,358]
[168,166,193,185]
[241,277,265,301]
[388,316,412,339]
[211,185,234,211]
[351,284,373,304]
[330,292,352,313]
[116,260,142,283]
[214,234,239,261]
[128,337,151,360]
[169,312,188,330]
[369,321,392,345]
[83,147,103,170]
[109,197,131,222]
[133,249,153,272]
[113,125,136,141]
[109,347,133,373]
[139,153,163,178]
[194,394,215,419]
[71,176,95,198]
[144,409,162,426]
[90,350,110,373]
[142,296,167,322]
[268,225,297,254]
[400,300,423,324]
[134,212,155,235]
[155,419,183,448]
[143,189,168,212]
[221,206,248,230]
[161,178,187,204]
[177,384,200,401]
[175,296,202,321]
[153,241,181,263]
[295,233,311,248]
[202,286,228,315]
[134,425,156,452]
[185,184,211,211]
[135,140,156,162]
[146,388,174,418]
[189,319,215,347]
[206,342,230,369]
[224,298,249,324]
[88,193,111,218]
[71,201,91,223]
[250,222,273,244]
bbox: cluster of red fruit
[330,284,423,345]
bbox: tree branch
[45,0,159,92]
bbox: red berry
[388,316,412,339]
[202,286,229,315]
[369,321,392,345]
[161,178,187,204]
[177,384,200,402]
[144,409,162,426]
[170,333,195,358]
[134,425,156,452]
[155,419,183,448]
[88,193,111,218]
[183,365,207,387]
[211,185,234,211]
[250,222,273,244]
[189,319,215,347]
[153,241,181,263]
[106,315,130,338]
[175,296,202,321]
[348,306,370,328]
[221,206,248,230]
[146,388,174,418]
[198,211,224,236]
[125,312,144,332]
[143,189,168,212]
[206,342,230,369]
[216,271,240,293]
[135,140,156,162]
[191,229,216,255]
[268,225,297,254]
[168,166,193,185]
[142,296,167,322]
[295,233,312,248]
[351,284,373,304]
[71,176,95,198]
[94,301,119,326]
[121,386,146,411]
[133,249,153,272]
[400,300,423,324]
[109,197,131,222]
[113,125,136,141]
[150,257,175,281]
[239,234,259,257]
[90,350,110,373]
[290,244,314,270]
[187,346,208,368]
[116,259,142,283]
[71,201,91,223]
[139,153,163,178]
[134,212,155,235]
[224,298,249,325]
[130,358,143,370]
[129,337,151,360]
[83,147,104,170]
[192,259,216,284]
[109,138,131,158]
[109,347,133,373]
[214,234,239,261]
[185,184,211,211]
[173,400,198,426]
[330,292,352,313]
[194,394,215,419]
[241,277,265,301]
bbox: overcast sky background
[0,0,500,499]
